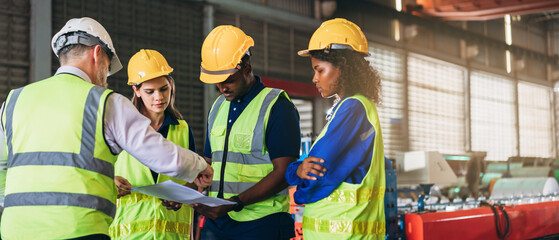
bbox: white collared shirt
[0,66,207,182]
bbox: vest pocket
[232,132,252,152]
[210,126,226,150]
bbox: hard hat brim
[297,49,311,57]
[200,71,230,84]
[127,68,173,85]
[108,53,123,76]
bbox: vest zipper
[217,127,232,199]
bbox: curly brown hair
[309,49,382,104]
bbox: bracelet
[230,195,245,212]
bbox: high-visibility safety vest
[110,119,193,239]
[207,88,291,222]
[0,74,117,239]
[302,94,386,240]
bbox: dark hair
[239,52,251,69]
[131,75,183,120]
[309,49,382,104]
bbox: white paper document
[131,180,234,207]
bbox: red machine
[405,201,559,240]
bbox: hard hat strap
[54,31,113,60]
[328,43,355,51]
[324,43,370,56]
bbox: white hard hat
[51,17,122,76]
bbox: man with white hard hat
[0,17,213,240]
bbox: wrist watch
[230,195,245,212]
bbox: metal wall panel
[467,21,485,36]
[0,0,30,101]
[266,0,313,17]
[52,0,206,153]
[434,32,460,58]
[407,25,433,50]
[486,19,505,42]
[267,23,291,80]
[214,10,313,83]
[240,0,313,17]
[512,20,529,49]
[294,29,312,82]
[239,16,266,76]
[528,21,547,54]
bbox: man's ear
[92,45,103,64]
[242,63,252,77]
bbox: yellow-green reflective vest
[302,95,386,240]
[207,88,291,222]
[110,119,193,239]
[0,74,117,239]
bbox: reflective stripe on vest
[3,84,115,217]
[110,119,192,239]
[207,88,291,221]
[302,95,386,240]
[110,218,191,239]
[4,192,115,217]
[110,194,192,239]
[302,216,385,235]
[320,187,385,204]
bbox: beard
[94,62,109,88]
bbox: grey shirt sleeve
[103,93,206,182]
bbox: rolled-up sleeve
[104,93,207,182]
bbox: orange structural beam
[412,0,559,21]
[405,201,559,240]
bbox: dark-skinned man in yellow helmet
[193,25,301,240]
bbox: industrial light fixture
[505,14,512,46]
[395,0,403,12]
[504,15,512,73]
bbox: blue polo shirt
[203,76,301,160]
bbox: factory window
[407,53,466,154]
[518,82,553,158]
[368,44,405,159]
[291,98,313,137]
[470,71,517,161]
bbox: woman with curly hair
[284,18,386,240]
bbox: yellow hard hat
[200,25,254,84]
[127,49,173,85]
[298,18,369,57]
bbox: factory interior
[2,0,559,239]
